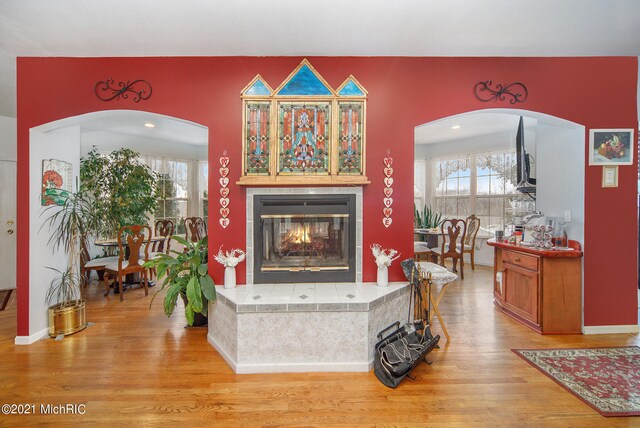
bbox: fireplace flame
[284,223,311,244]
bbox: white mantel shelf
[208,282,410,374]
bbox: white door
[0,160,16,292]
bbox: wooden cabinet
[489,241,582,334]
[502,260,539,324]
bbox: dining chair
[150,219,174,256]
[185,217,207,243]
[458,214,480,270]
[80,237,118,286]
[413,241,433,262]
[148,219,175,280]
[430,218,467,279]
[103,224,152,302]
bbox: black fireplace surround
[253,194,356,284]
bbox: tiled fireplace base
[207,282,410,374]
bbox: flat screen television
[516,116,536,194]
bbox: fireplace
[253,194,356,283]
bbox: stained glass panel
[277,65,332,96]
[337,102,363,175]
[244,102,271,175]
[244,79,271,96]
[277,102,330,174]
[338,79,365,96]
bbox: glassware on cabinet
[553,222,568,248]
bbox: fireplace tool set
[373,259,440,388]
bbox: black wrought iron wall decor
[95,78,152,102]
[474,80,528,104]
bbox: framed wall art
[41,159,72,206]
[239,59,369,185]
[589,128,634,166]
[601,165,618,188]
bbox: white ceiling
[36,110,208,145]
[2,0,639,119]
[415,110,583,145]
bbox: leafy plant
[80,148,158,238]
[45,267,82,307]
[144,235,216,326]
[414,204,443,229]
[41,189,99,306]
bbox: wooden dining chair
[184,217,207,242]
[430,218,467,279]
[458,214,480,270]
[103,224,151,302]
[148,219,174,280]
[80,237,118,286]
[150,219,174,256]
[413,241,433,262]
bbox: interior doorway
[0,160,16,309]
[21,110,209,341]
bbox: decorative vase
[377,265,389,287]
[224,266,236,289]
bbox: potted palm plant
[144,235,216,326]
[42,189,97,337]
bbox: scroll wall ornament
[382,155,394,228]
[219,153,230,229]
[474,80,528,104]
[95,78,152,102]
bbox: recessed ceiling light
[144,122,155,128]
[451,125,461,130]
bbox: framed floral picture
[41,159,72,206]
[589,129,634,166]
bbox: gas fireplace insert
[253,194,356,283]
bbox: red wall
[16,56,638,336]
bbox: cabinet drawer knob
[514,257,520,261]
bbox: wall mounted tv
[516,115,536,195]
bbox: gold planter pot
[48,300,87,337]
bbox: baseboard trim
[207,333,238,372]
[583,324,639,335]
[14,328,49,345]
[233,360,370,374]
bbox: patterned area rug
[513,347,640,417]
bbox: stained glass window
[240,60,368,183]
[277,103,330,174]
[338,79,365,97]
[277,64,332,96]
[244,79,271,96]
[244,102,271,175]
[337,102,363,175]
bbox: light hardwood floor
[1,266,638,427]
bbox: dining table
[416,261,458,342]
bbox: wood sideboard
[487,239,583,334]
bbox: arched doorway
[18,110,208,343]
[413,108,585,325]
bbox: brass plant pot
[48,300,87,337]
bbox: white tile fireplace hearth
[207,282,410,373]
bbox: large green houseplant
[144,235,216,326]
[80,148,158,238]
[41,189,98,337]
